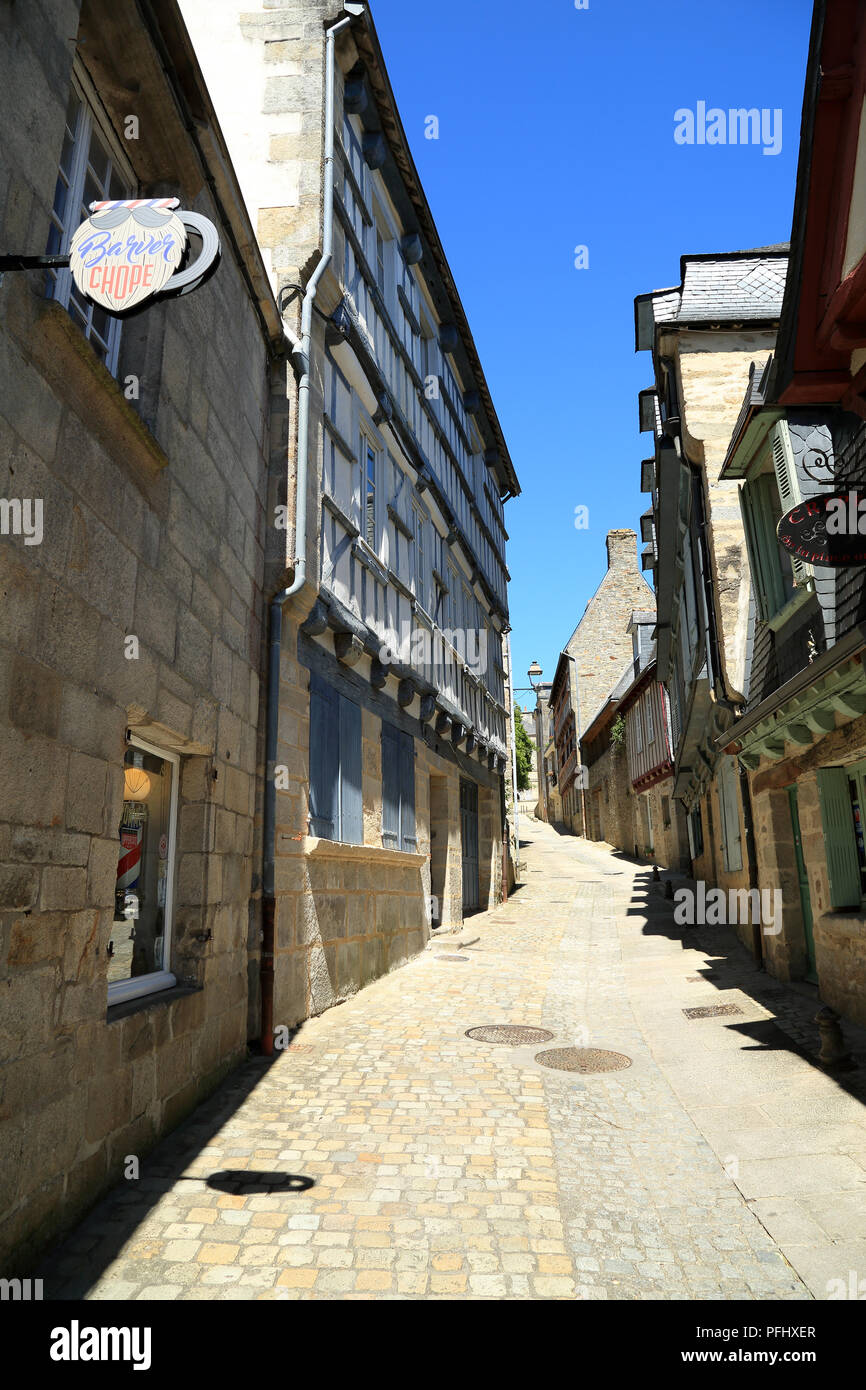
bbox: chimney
[606,529,638,571]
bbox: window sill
[12,295,169,488]
[304,836,426,867]
[107,980,202,1025]
[766,582,815,633]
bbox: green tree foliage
[514,707,534,791]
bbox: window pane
[109,749,174,982]
[87,128,112,188]
[58,129,76,180]
[46,219,63,256]
[83,167,102,210]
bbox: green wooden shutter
[817,767,862,909]
[719,756,743,873]
[754,474,788,617]
[741,481,771,622]
[770,420,812,586]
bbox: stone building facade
[635,251,787,915]
[179,0,520,1022]
[554,530,654,835]
[0,0,519,1274]
[0,0,285,1269]
[715,1,866,1022]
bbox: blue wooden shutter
[338,693,362,845]
[817,767,862,909]
[309,673,339,839]
[381,721,400,849]
[399,731,416,852]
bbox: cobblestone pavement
[39,819,866,1300]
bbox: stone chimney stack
[606,529,638,571]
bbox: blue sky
[367,0,814,705]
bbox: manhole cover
[466,1025,555,1045]
[436,954,469,962]
[534,1047,632,1074]
[683,1004,743,1019]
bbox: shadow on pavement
[36,1043,317,1299]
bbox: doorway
[460,778,479,915]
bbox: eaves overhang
[716,623,866,766]
[344,11,520,499]
[720,405,784,481]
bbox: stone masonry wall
[674,332,775,700]
[567,531,654,741]
[0,0,274,1269]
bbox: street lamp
[526,661,547,822]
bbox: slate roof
[637,249,789,346]
[679,255,788,321]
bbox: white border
[107,734,180,1007]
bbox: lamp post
[527,661,545,823]
[566,652,587,838]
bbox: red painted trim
[787,1,866,395]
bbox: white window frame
[412,501,429,607]
[361,429,380,555]
[108,734,180,1006]
[48,65,135,377]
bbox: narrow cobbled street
[40,818,866,1301]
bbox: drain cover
[436,953,469,962]
[466,1025,555,1045]
[683,1004,743,1019]
[534,1047,632,1074]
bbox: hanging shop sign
[67,197,220,312]
[777,491,866,567]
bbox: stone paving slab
[37,818,866,1300]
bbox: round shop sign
[69,197,220,313]
[777,491,866,567]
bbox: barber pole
[116,803,144,907]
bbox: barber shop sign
[67,197,220,312]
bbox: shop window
[109,737,179,1005]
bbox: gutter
[260,5,365,1057]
